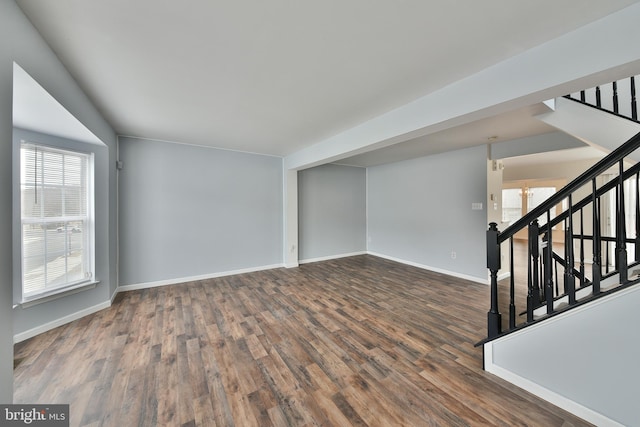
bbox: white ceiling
[15,0,640,162]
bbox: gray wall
[367,145,488,281]
[12,128,113,336]
[490,284,640,426]
[1,0,117,402]
[298,164,366,261]
[118,137,283,285]
[0,4,14,403]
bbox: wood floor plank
[176,334,196,426]
[66,380,97,427]
[14,255,594,426]
[193,395,217,427]
[201,352,235,427]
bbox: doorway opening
[502,179,566,241]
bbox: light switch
[472,202,483,210]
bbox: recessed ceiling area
[15,0,640,161]
[502,146,606,169]
[337,103,559,167]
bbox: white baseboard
[117,263,284,293]
[13,255,481,343]
[299,251,367,265]
[14,264,284,343]
[497,271,511,282]
[367,251,489,285]
[484,343,623,427]
[14,301,111,344]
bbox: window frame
[18,140,96,304]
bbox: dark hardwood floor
[14,255,592,426]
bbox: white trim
[14,300,110,343]
[117,263,284,292]
[285,262,299,269]
[20,281,98,308]
[367,251,489,285]
[14,263,285,343]
[484,342,623,427]
[299,251,367,265]
[117,134,283,159]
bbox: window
[502,179,565,240]
[20,142,95,301]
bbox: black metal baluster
[580,90,586,103]
[580,208,585,288]
[613,81,619,114]
[592,178,601,295]
[565,195,576,305]
[631,76,637,121]
[618,160,628,284]
[635,171,640,263]
[539,250,544,302]
[616,182,620,271]
[527,221,540,323]
[596,86,602,108]
[563,217,568,294]
[509,237,516,330]
[487,223,501,339]
[545,212,554,315]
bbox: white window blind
[20,143,94,300]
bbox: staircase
[484,129,640,340]
[480,77,640,426]
[566,76,638,122]
[483,76,640,341]
[536,78,640,160]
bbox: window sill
[17,281,100,309]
